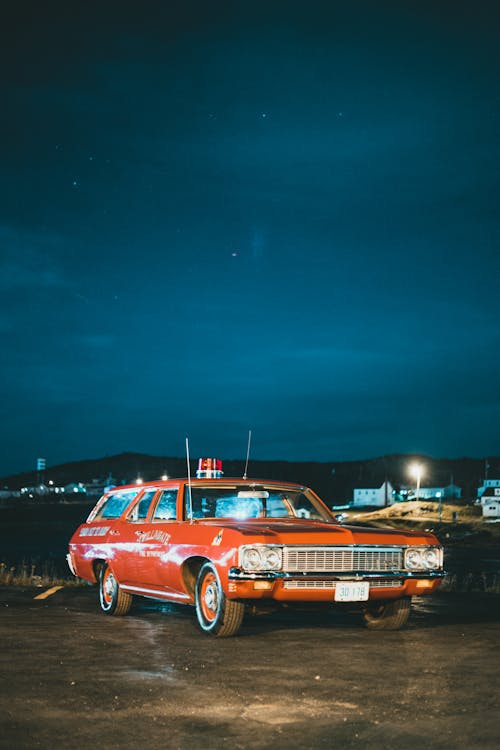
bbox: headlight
[240,545,283,572]
[404,546,442,571]
[421,548,441,569]
[265,548,282,569]
[241,548,261,570]
[405,548,423,570]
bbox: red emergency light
[196,458,224,478]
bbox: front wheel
[99,563,133,616]
[195,562,245,637]
[362,596,411,631]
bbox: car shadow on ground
[14,586,500,636]
[132,592,500,636]
[126,594,500,637]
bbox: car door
[115,489,160,586]
[119,487,183,595]
[87,489,141,580]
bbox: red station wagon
[67,459,445,636]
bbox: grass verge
[0,560,84,587]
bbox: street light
[409,463,424,502]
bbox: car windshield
[184,485,332,522]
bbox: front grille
[282,546,403,573]
[283,579,403,590]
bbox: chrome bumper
[228,567,446,582]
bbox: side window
[153,489,178,521]
[127,490,158,522]
[97,490,140,519]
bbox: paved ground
[0,587,498,750]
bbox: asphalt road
[0,587,498,750]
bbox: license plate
[335,581,370,602]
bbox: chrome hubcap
[104,573,115,598]
[204,583,217,612]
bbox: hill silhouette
[1,452,498,503]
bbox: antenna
[186,437,193,522]
[243,429,252,480]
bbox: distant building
[83,474,116,497]
[21,484,51,497]
[0,489,21,499]
[479,487,500,517]
[21,482,70,496]
[409,484,462,501]
[64,482,87,494]
[482,501,500,518]
[395,484,462,501]
[477,479,500,501]
[353,481,394,508]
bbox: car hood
[203,519,440,546]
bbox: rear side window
[128,490,158,522]
[153,489,178,521]
[97,490,140,519]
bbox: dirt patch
[1,587,500,750]
[347,500,500,545]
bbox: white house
[352,481,394,508]
[482,501,500,518]
[477,479,500,501]
[397,484,462,501]
[480,487,500,518]
[411,484,462,501]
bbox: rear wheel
[362,597,411,631]
[99,563,133,616]
[195,562,244,637]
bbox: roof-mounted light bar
[196,458,224,479]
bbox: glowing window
[128,490,157,522]
[98,490,140,519]
[153,489,178,521]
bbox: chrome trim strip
[120,584,190,601]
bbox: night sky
[1,1,499,476]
